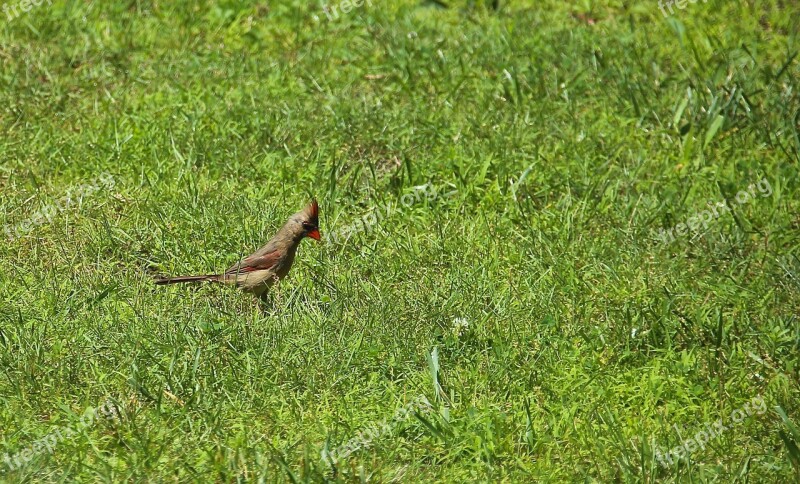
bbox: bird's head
[292,199,320,241]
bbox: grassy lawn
[1,0,799,481]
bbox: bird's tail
[154,274,221,285]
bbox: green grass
[1,0,799,481]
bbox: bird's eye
[302,221,315,230]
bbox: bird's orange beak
[307,228,321,241]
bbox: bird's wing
[224,249,282,275]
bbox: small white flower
[452,317,469,337]
[631,328,638,338]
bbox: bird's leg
[259,291,272,304]
[256,284,276,316]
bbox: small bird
[155,199,320,301]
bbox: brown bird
[155,199,320,301]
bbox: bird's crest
[305,199,319,224]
